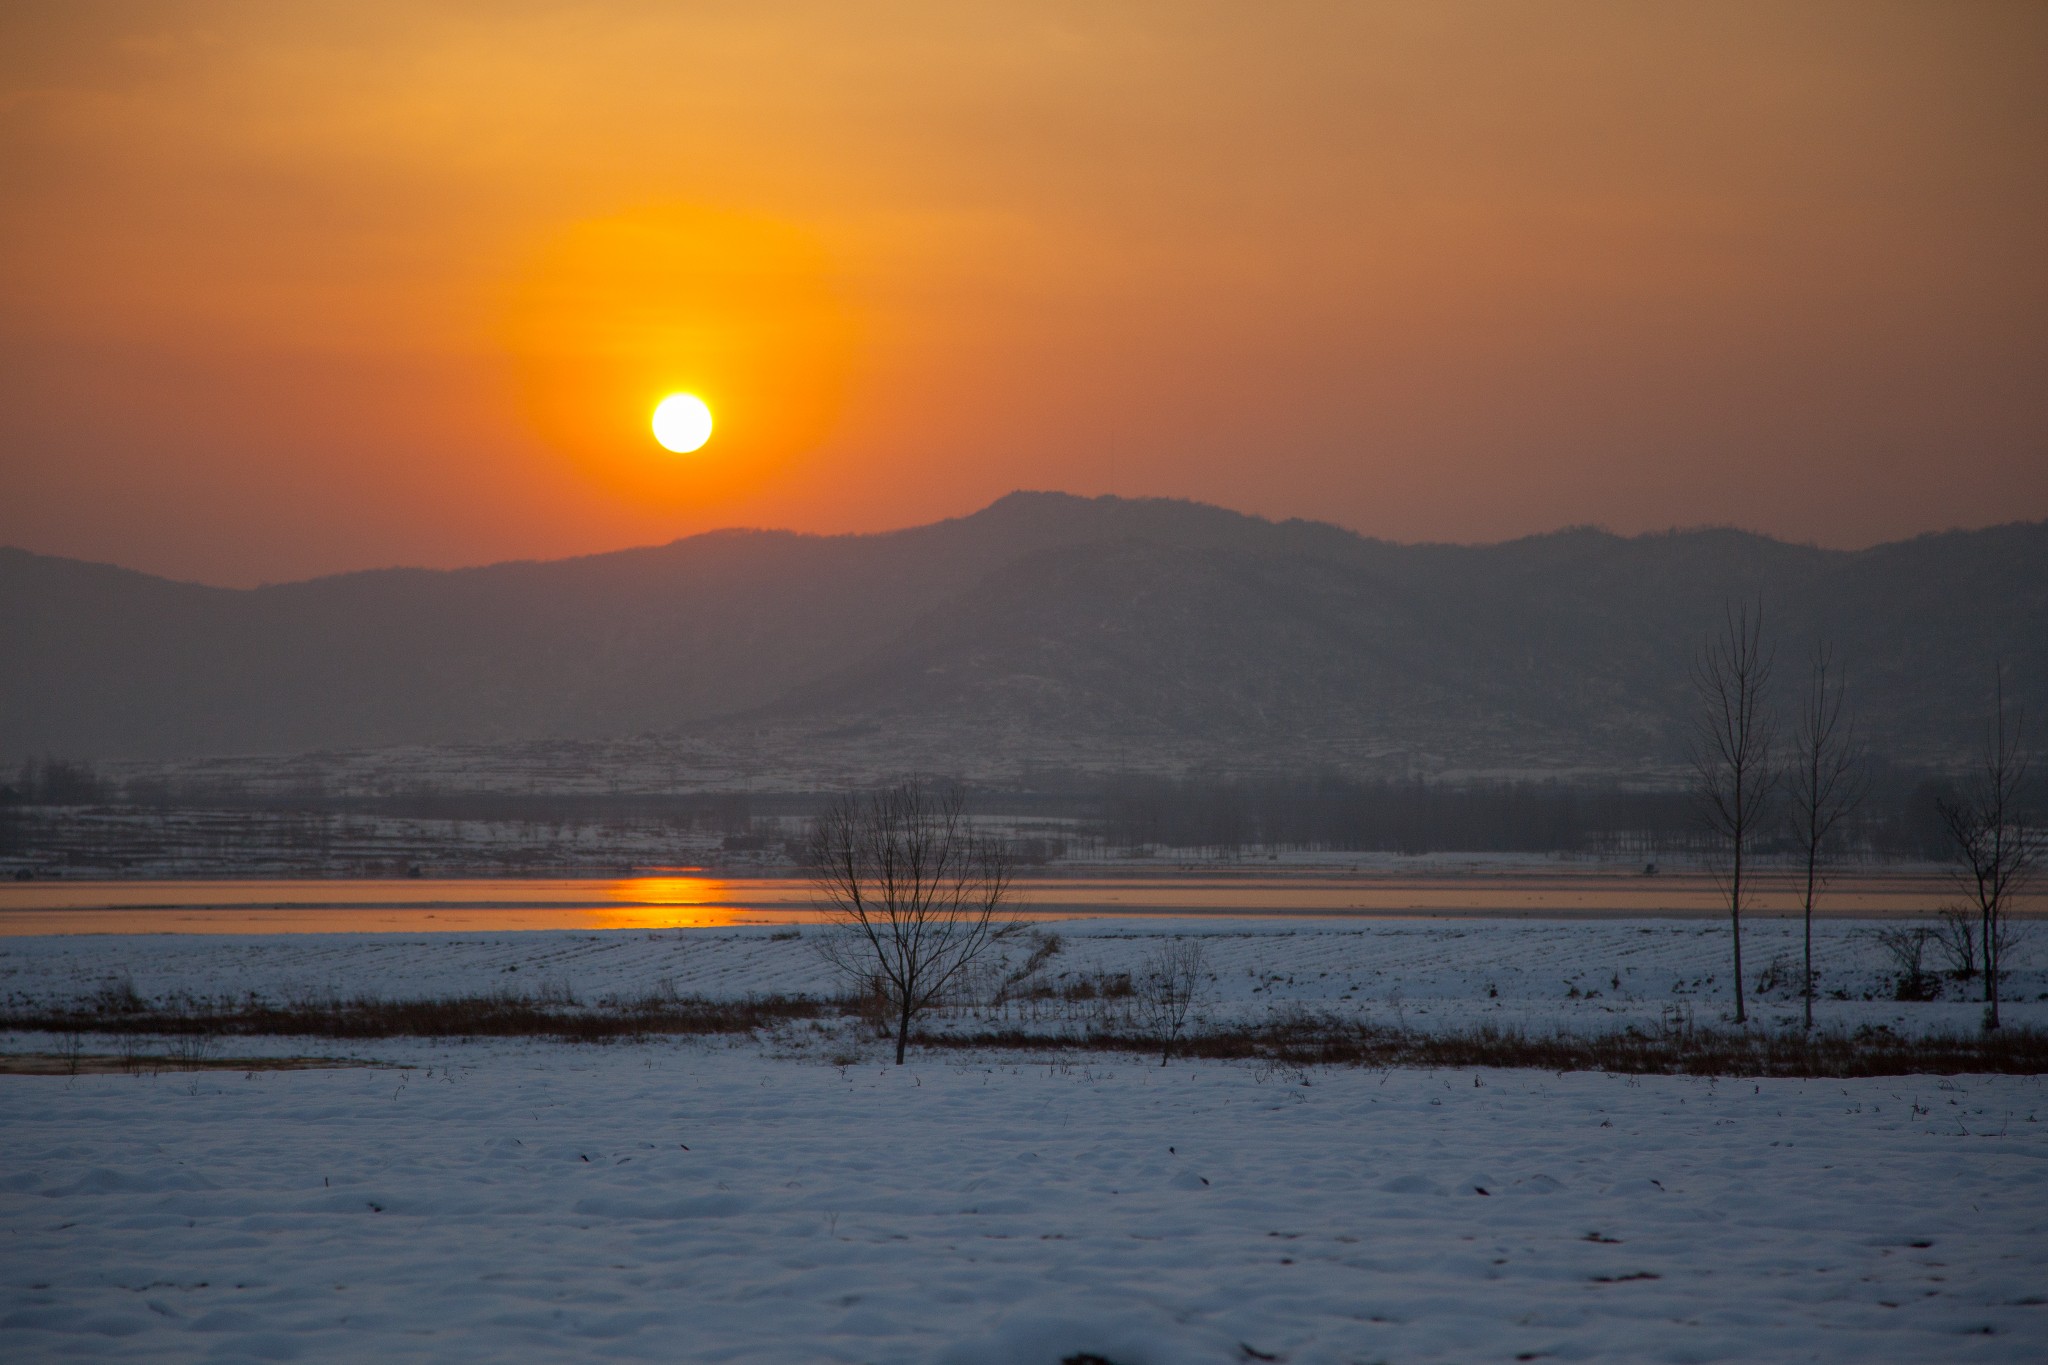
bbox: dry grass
[2,992,828,1043]
[7,993,2043,1076]
[0,1053,385,1076]
[919,1017,2048,1078]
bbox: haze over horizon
[8,489,2046,591]
[5,2,2045,586]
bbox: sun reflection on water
[593,874,779,929]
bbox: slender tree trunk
[1981,902,1993,1008]
[1984,899,2000,1030]
[1786,644,1860,1035]
[1936,669,2033,1037]
[896,996,911,1064]
[1731,843,1746,1025]
[1801,852,1816,1030]
[1690,600,1773,1030]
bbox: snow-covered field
[3,918,2042,1037]
[3,1040,2044,1363]
[4,920,2044,1363]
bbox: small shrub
[1061,972,1134,1002]
[1934,909,1978,978]
[170,1029,221,1070]
[1753,953,1799,999]
[1893,973,1941,1003]
[92,974,144,1015]
[1871,925,1941,1002]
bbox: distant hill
[3,493,2043,775]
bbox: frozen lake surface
[0,869,1967,936]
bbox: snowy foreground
[4,920,2046,1362]
[2,1040,2044,1363]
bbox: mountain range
[4,492,2043,778]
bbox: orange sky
[3,1,2044,586]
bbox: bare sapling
[1786,645,1865,1028]
[1688,599,1776,1026]
[1934,667,2038,1031]
[1139,937,1207,1065]
[808,780,1019,1064]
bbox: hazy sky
[3,1,2044,585]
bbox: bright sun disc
[651,394,713,453]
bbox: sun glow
[652,393,713,453]
[499,205,855,508]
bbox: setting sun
[652,394,714,453]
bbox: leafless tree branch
[807,779,1020,1063]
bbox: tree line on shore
[4,757,2034,866]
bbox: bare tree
[1785,645,1864,1028]
[1689,600,1776,1025]
[808,780,1019,1064]
[1934,668,2038,1031]
[1137,937,1207,1065]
